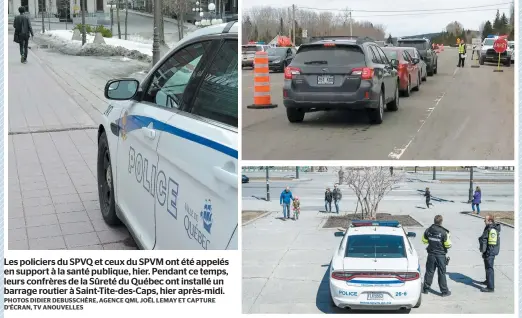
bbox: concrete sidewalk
[8,39,140,250]
[242,177,514,313]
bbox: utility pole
[266,167,270,201]
[468,166,474,203]
[152,0,160,65]
[296,167,299,179]
[292,4,295,46]
[432,166,436,180]
[349,10,352,36]
[81,0,86,45]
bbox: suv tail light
[284,66,301,79]
[352,67,374,80]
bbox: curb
[247,178,313,183]
[242,211,273,226]
[463,212,514,228]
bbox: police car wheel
[97,131,120,225]
[414,293,422,308]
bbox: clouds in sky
[242,0,512,36]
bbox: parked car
[267,47,296,72]
[381,47,421,97]
[397,38,438,76]
[508,41,515,63]
[242,44,268,69]
[98,21,238,250]
[283,37,400,124]
[402,47,427,82]
[242,175,249,183]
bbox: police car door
[154,34,238,250]
[116,40,214,249]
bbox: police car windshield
[345,234,406,258]
[483,39,495,46]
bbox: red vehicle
[381,47,421,97]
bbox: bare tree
[446,21,463,34]
[116,0,121,39]
[337,167,403,219]
[171,0,189,41]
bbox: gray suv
[398,38,438,76]
[283,37,400,125]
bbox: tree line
[242,6,386,45]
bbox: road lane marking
[388,92,446,159]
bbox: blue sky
[241,0,513,37]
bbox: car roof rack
[350,220,401,228]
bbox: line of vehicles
[255,36,440,124]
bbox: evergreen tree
[387,34,392,43]
[500,13,509,34]
[482,20,494,39]
[493,9,502,33]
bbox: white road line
[388,66,460,159]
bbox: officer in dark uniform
[421,215,452,296]
[478,214,501,292]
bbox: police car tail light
[396,272,420,281]
[331,271,356,281]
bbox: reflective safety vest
[488,228,498,245]
[458,44,465,54]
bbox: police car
[479,35,512,66]
[329,221,422,311]
[97,21,238,250]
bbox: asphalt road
[242,48,514,160]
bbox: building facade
[9,0,108,16]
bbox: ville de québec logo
[201,199,213,234]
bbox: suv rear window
[292,45,366,66]
[398,41,428,50]
[346,234,406,258]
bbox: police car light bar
[350,220,400,227]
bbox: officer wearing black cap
[421,215,452,296]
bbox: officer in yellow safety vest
[421,215,452,297]
[457,40,467,67]
[478,214,501,292]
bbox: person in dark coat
[478,214,500,292]
[424,187,432,208]
[13,6,34,63]
[324,188,333,212]
[422,215,452,297]
[472,186,482,214]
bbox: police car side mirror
[105,78,140,100]
[407,232,416,238]
[334,231,345,237]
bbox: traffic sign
[302,29,308,38]
[493,38,508,53]
[456,38,460,44]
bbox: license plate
[317,75,334,85]
[367,293,384,300]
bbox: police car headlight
[273,59,281,63]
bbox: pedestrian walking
[279,186,294,220]
[478,214,500,293]
[457,40,467,67]
[13,6,34,64]
[422,215,452,297]
[424,187,432,208]
[472,186,482,214]
[324,188,333,212]
[332,184,342,214]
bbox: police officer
[422,215,452,296]
[478,214,501,292]
[457,40,467,67]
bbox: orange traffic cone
[247,51,278,109]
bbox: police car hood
[342,257,410,272]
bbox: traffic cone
[247,51,278,109]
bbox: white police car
[330,221,422,311]
[97,21,238,250]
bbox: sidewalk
[243,194,514,313]
[8,39,138,250]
